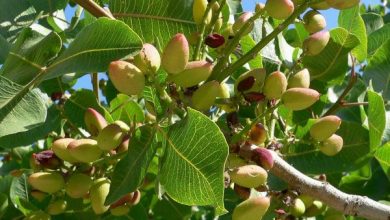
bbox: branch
[72,0,115,19]
[270,151,390,220]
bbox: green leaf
[0,106,61,149]
[0,35,10,64]
[108,0,196,48]
[28,0,68,14]
[375,143,390,181]
[0,0,37,41]
[0,193,8,219]
[152,195,192,220]
[361,13,383,35]
[10,173,37,215]
[285,121,370,174]
[106,125,157,204]
[367,24,390,56]
[240,35,262,69]
[0,76,49,137]
[338,5,367,62]
[109,94,145,124]
[63,89,105,128]
[159,108,228,215]
[302,28,360,83]
[363,40,390,100]
[367,90,386,150]
[45,18,143,79]
[1,29,62,85]
[143,86,166,118]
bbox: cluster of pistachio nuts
[26,108,139,218]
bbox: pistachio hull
[282,88,320,111]
[170,61,213,88]
[90,178,111,215]
[66,173,93,198]
[28,172,65,194]
[109,61,145,96]
[310,115,341,141]
[265,0,295,20]
[232,196,270,220]
[67,139,103,163]
[51,138,78,163]
[229,165,268,188]
[162,33,189,74]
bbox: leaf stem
[323,56,357,116]
[208,2,309,82]
[71,0,115,19]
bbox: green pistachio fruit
[67,139,103,163]
[263,71,288,99]
[169,61,213,88]
[265,0,295,20]
[90,178,111,215]
[191,81,222,111]
[232,196,271,220]
[47,199,67,215]
[133,43,161,74]
[28,172,64,194]
[288,68,310,88]
[108,60,145,96]
[97,124,125,151]
[51,138,79,163]
[319,134,343,156]
[232,12,254,36]
[282,88,320,111]
[310,115,341,141]
[290,198,306,217]
[303,31,330,56]
[229,165,268,188]
[65,173,93,198]
[303,10,327,34]
[162,33,189,74]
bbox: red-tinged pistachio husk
[263,71,288,99]
[288,68,310,89]
[161,33,189,74]
[310,115,342,141]
[251,147,274,170]
[133,43,161,74]
[84,108,108,136]
[108,60,145,96]
[282,88,320,111]
[232,196,271,220]
[248,123,267,145]
[229,164,268,188]
[319,134,343,156]
[303,31,330,56]
[232,12,254,36]
[51,138,79,163]
[28,172,65,194]
[65,173,93,199]
[265,0,295,20]
[67,139,103,163]
[169,61,213,88]
[234,68,267,93]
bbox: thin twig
[72,0,115,19]
[323,56,357,116]
[270,151,390,220]
[91,72,100,103]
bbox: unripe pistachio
[84,108,108,136]
[251,148,274,170]
[229,165,268,188]
[227,154,247,169]
[25,211,51,220]
[108,61,145,96]
[288,68,310,88]
[110,192,134,209]
[193,0,211,25]
[234,68,267,93]
[30,190,48,202]
[47,199,67,215]
[243,92,266,103]
[310,115,341,141]
[324,208,346,220]
[170,61,213,88]
[303,31,330,56]
[325,0,360,10]
[133,43,161,74]
[219,83,230,99]
[232,196,271,220]
[248,123,267,145]
[298,194,314,207]
[304,200,326,217]
[214,17,223,32]
[263,71,288,99]
[67,139,103,163]
[191,81,221,111]
[28,172,65,194]
[282,88,320,111]
[319,134,343,156]
[51,138,78,163]
[65,173,93,198]
[90,178,111,215]
[290,198,306,217]
[234,184,251,200]
[113,120,130,132]
[130,190,141,205]
[162,33,189,74]
[116,135,130,153]
[265,0,295,20]
[110,205,130,216]
[232,12,254,36]
[97,124,125,151]
[311,1,331,10]
[303,10,327,34]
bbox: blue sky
[72,0,381,93]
